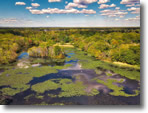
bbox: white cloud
[0,18,17,23]
[115,7,120,10]
[65,2,87,9]
[131,9,140,14]
[29,8,96,14]
[63,0,98,11]
[99,4,109,9]
[29,9,43,14]
[26,7,32,10]
[120,0,140,4]
[0,18,33,25]
[15,2,26,5]
[127,7,137,11]
[65,0,97,10]
[46,16,49,18]
[125,3,140,7]
[98,0,110,4]
[125,16,140,21]
[31,3,40,7]
[136,15,140,18]
[65,1,68,4]
[110,4,116,7]
[120,15,124,18]
[73,0,97,4]
[127,7,140,14]
[126,4,135,7]
[109,15,116,17]
[99,4,116,9]
[63,0,97,12]
[80,9,96,14]
[48,0,61,2]
[0,18,36,27]
[100,9,111,13]
[115,18,119,21]
[100,9,128,17]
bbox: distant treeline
[0,28,140,65]
[0,27,140,34]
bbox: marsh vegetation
[0,28,140,105]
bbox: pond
[0,48,140,105]
[18,52,29,60]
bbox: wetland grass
[65,48,140,81]
[95,78,139,97]
[0,64,72,96]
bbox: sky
[0,0,140,27]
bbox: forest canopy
[0,27,140,66]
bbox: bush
[28,46,65,59]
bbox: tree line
[0,28,140,65]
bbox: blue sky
[0,0,140,27]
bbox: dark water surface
[10,68,140,105]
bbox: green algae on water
[31,80,59,94]
[95,78,140,97]
[0,64,72,96]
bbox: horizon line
[0,26,140,28]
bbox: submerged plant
[0,64,72,96]
[58,81,87,97]
[31,78,100,98]
[0,88,22,96]
[24,94,35,100]
[35,95,44,99]
[95,78,140,97]
[87,89,100,96]
[65,48,140,81]
[31,80,59,93]
[105,72,113,76]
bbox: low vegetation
[65,48,140,81]
[31,80,59,93]
[0,87,23,96]
[95,78,139,97]
[0,64,72,96]
[59,81,87,97]
[31,78,100,98]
